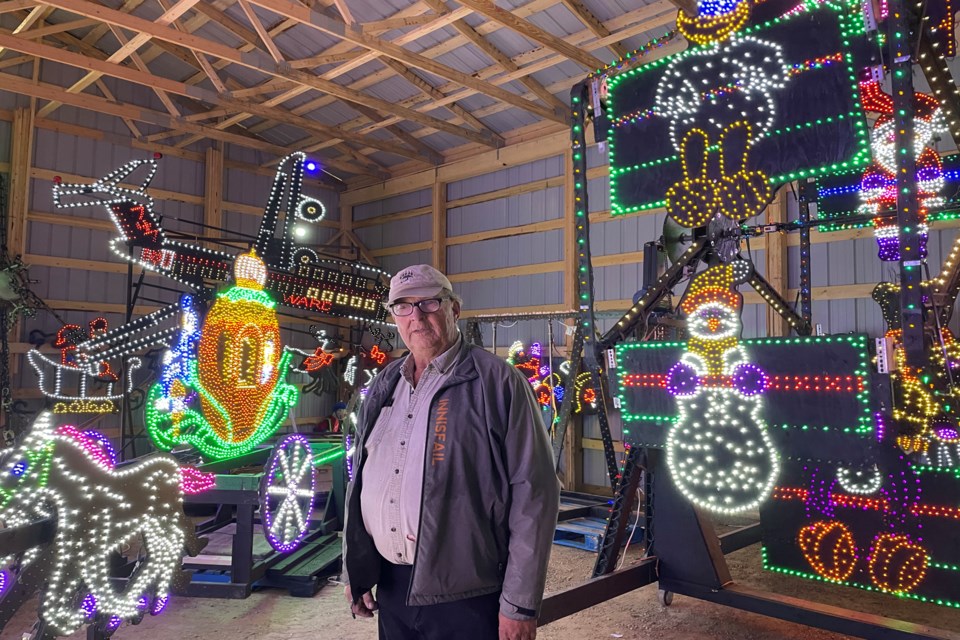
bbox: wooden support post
[432,175,446,274]
[8,108,32,263]
[563,148,576,311]
[203,144,223,246]
[339,202,353,261]
[765,186,789,337]
[7,107,34,379]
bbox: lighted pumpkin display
[146,250,299,460]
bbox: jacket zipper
[405,354,469,604]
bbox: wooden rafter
[167,3,443,159]
[251,0,673,151]
[244,0,566,123]
[666,0,698,17]
[454,0,606,70]
[0,3,50,55]
[21,17,97,39]
[35,0,200,118]
[0,31,422,166]
[106,25,182,117]
[0,0,40,16]
[353,2,678,139]
[0,70,384,177]
[378,56,506,143]
[237,0,284,63]
[33,0,503,149]
[361,15,438,32]
[424,0,566,113]
[558,0,628,58]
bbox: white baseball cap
[387,264,453,305]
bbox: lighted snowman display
[665,261,780,513]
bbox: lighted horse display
[0,412,203,636]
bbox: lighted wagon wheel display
[259,434,316,553]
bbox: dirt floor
[5,521,960,640]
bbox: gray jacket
[343,339,560,620]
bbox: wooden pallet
[553,517,643,552]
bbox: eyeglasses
[388,298,446,317]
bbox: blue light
[10,459,27,477]
[698,0,742,17]
[304,160,319,173]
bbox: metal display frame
[537,1,960,635]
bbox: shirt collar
[400,332,462,382]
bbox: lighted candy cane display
[666,261,780,513]
[0,412,203,636]
[145,250,299,460]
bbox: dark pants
[376,557,500,640]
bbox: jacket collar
[366,339,480,411]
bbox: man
[343,264,560,640]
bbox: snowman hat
[681,261,753,315]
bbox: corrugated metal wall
[348,138,960,489]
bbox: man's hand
[499,613,536,640]
[344,585,378,618]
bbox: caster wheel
[658,589,674,607]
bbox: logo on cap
[398,271,415,282]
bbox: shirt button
[407,414,413,419]
[397,553,402,558]
[400,441,406,446]
[395,469,400,474]
[390,499,395,504]
[391,527,396,532]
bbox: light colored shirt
[360,334,461,564]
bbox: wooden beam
[447,261,565,283]
[0,34,402,173]
[447,218,563,246]
[460,303,570,318]
[0,1,39,16]
[344,128,570,205]
[433,1,567,113]
[35,0,201,118]
[347,101,443,165]
[361,15,436,32]
[378,56,506,144]
[352,205,433,230]
[244,0,565,125]
[331,0,355,24]
[237,0,284,63]
[558,0,627,57]
[432,176,446,273]
[370,241,432,258]
[0,3,48,55]
[8,107,33,262]
[666,0,698,18]
[361,6,680,143]
[204,145,224,244]
[21,17,96,38]
[278,0,672,134]
[34,0,501,150]
[447,0,605,70]
[765,187,789,336]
